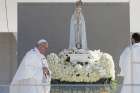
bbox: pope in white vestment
[119,33,140,93]
[10,39,51,93]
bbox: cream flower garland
[47,49,115,82]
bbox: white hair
[37,39,48,45]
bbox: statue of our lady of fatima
[69,0,88,49]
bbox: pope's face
[38,43,48,55]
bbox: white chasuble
[10,47,51,93]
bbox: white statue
[69,0,87,49]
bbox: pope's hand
[43,67,50,78]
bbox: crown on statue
[76,0,83,7]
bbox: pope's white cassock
[10,47,51,93]
[119,42,140,93]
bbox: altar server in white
[10,39,51,93]
[119,33,140,93]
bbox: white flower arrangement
[47,49,115,83]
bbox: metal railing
[1,83,140,93]
[0,83,121,93]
